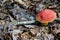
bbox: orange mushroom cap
[36,9,57,23]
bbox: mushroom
[36,9,57,25]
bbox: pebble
[21,32,31,39]
[29,28,39,35]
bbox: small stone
[29,28,39,35]
[0,20,5,25]
[21,32,31,39]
